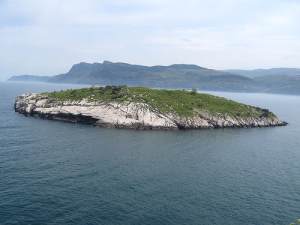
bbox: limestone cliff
[14,92,287,130]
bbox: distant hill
[253,75,300,95]
[9,75,50,82]
[9,61,257,92]
[226,68,300,78]
[225,68,300,94]
[8,61,300,95]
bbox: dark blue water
[1,82,300,225]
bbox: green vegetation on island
[46,86,275,118]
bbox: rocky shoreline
[14,93,287,130]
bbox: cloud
[0,0,300,80]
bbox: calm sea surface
[1,82,300,225]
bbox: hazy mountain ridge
[9,75,51,82]
[226,68,300,78]
[8,61,300,95]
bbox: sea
[1,81,300,225]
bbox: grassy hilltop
[46,86,275,118]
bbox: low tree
[191,88,197,95]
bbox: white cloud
[0,0,300,80]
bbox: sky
[1,0,300,80]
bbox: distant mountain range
[8,61,300,95]
[226,68,300,78]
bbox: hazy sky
[1,0,300,80]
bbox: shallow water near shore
[1,82,300,225]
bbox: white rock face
[14,93,287,130]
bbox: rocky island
[14,86,287,130]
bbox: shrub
[191,88,197,95]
